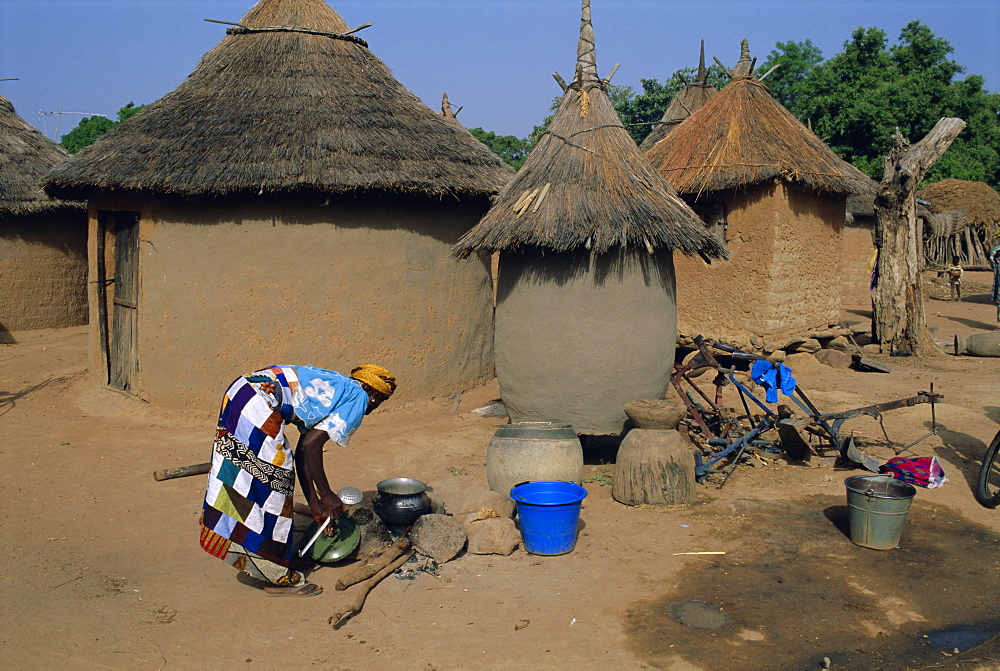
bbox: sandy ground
[2,270,1000,671]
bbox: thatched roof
[645,40,871,199]
[0,95,82,216]
[916,179,1000,226]
[44,0,512,201]
[453,1,726,260]
[638,41,716,152]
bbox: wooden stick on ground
[334,538,410,591]
[153,463,211,481]
[329,549,414,627]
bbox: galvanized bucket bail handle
[865,487,877,502]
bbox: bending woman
[199,364,395,596]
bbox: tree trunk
[872,118,966,355]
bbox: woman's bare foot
[263,582,323,597]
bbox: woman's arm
[294,428,343,527]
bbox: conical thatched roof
[917,179,1000,226]
[0,95,82,216]
[638,41,716,152]
[646,40,871,199]
[44,0,511,201]
[453,1,725,259]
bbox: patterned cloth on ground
[879,456,947,489]
[199,365,369,584]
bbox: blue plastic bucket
[509,481,588,555]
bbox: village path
[1,272,1000,670]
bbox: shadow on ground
[623,496,1000,670]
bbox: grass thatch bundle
[646,75,871,199]
[639,43,716,153]
[0,95,82,216]
[44,0,511,201]
[917,179,1000,227]
[453,2,725,260]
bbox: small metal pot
[372,477,431,531]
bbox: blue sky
[1,0,997,141]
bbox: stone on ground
[456,489,515,519]
[466,516,520,556]
[408,514,467,563]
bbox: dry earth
[2,270,1000,670]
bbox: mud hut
[638,41,717,152]
[645,40,871,344]
[44,0,512,407]
[454,1,725,435]
[917,179,1000,269]
[0,94,86,339]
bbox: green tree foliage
[59,102,146,153]
[613,66,728,145]
[468,127,532,170]
[762,22,1000,187]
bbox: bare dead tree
[872,117,966,355]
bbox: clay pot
[954,332,1000,357]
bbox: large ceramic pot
[372,478,432,531]
[486,422,584,496]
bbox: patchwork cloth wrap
[199,365,371,585]
[879,456,947,489]
[750,359,797,404]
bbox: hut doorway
[98,211,140,393]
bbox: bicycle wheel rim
[975,429,1000,509]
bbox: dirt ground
[3,270,1000,671]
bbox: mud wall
[675,183,845,342]
[85,196,495,411]
[841,218,875,306]
[495,249,676,435]
[0,210,87,336]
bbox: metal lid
[493,422,579,440]
[337,486,364,505]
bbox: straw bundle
[453,3,725,260]
[45,0,511,201]
[0,95,82,216]
[917,179,1000,227]
[646,76,871,198]
[639,42,716,152]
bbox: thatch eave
[42,0,512,201]
[647,75,872,199]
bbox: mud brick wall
[84,195,495,410]
[0,211,87,335]
[675,182,845,342]
[840,219,875,306]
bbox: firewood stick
[334,538,410,591]
[153,462,210,481]
[329,549,414,626]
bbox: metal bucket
[845,474,916,550]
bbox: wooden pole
[872,117,965,355]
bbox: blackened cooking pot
[372,477,431,530]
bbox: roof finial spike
[696,40,707,85]
[574,0,599,89]
[733,38,754,78]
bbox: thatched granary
[645,40,871,344]
[44,0,512,406]
[638,41,716,152]
[454,0,725,436]
[917,179,1000,269]
[0,94,86,338]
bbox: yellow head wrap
[350,364,396,399]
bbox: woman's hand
[318,491,344,532]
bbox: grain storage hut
[0,94,86,339]
[454,0,726,436]
[44,0,512,407]
[918,179,1000,270]
[645,40,871,345]
[638,41,717,152]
